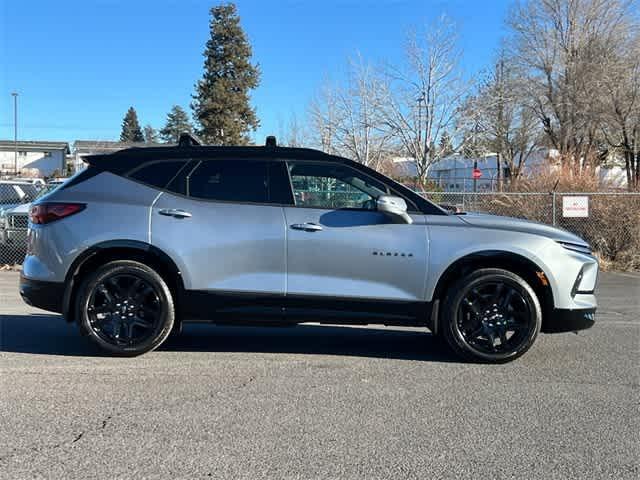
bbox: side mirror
[376,195,413,224]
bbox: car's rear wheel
[442,268,541,363]
[76,260,174,356]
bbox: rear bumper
[544,308,596,333]
[19,275,64,314]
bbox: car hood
[458,212,589,246]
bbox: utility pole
[473,158,478,193]
[416,93,425,187]
[11,92,18,176]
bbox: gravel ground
[1,271,638,479]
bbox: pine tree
[120,107,144,142]
[143,125,159,143]
[160,105,193,143]
[191,3,260,145]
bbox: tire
[76,260,175,356]
[441,268,542,363]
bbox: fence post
[552,192,557,226]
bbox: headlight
[557,241,594,256]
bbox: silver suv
[19,136,598,362]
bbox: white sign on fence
[562,196,589,218]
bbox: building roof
[0,140,70,153]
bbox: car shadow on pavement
[0,314,459,363]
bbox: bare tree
[599,25,640,190]
[381,15,467,186]
[461,52,541,186]
[308,81,339,154]
[309,56,393,169]
[506,0,637,172]
[278,112,306,147]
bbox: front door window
[288,162,388,210]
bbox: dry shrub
[611,250,640,272]
[472,165,640,270]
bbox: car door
[282,160,429,318]
[149,158,289,320]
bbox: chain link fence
[421,191,640,269]
[0,182,41,267]
[1,184,639,270]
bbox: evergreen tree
[160,105,193,143]
[191,3,260,145]
[143,125,159,143]
[120,107,144,142]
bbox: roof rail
[265,136,277,148]
[178,132,202,147]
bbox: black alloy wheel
[77,261,175,356]
[442,268,542,363]
[87,274,161,347]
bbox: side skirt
[180,290,430,327]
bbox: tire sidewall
[77,261,175,356]
[443,269,542,363]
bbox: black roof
[85,143,356,172]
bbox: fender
[429,249,555,305]
[428,249,556,335]
[428,248,557,303]
[62,239,184,322]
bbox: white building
[71,140,137,173]
[0,140,69,177]
[392,149,628,191]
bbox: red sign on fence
[472,168,482,179]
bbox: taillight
[30,203,86,225]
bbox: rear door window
[187,160,269,203]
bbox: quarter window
[129,161,187,189]
[288,162,388,210]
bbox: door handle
[290,222,323,232]
[158,208,192,219]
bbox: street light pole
[11,92,18,176]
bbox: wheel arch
[429,250,555,334]
[62,240,184,324]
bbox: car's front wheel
[442,268,542,363]
[76,260,175,356]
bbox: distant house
[0,140,70,177]
[392,149,628,191]
[71,140,167,173]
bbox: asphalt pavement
[1,271,638,479]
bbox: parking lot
[0,270,638,479]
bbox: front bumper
[543,308,596,333]
[19,274,64,313]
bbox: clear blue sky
[0,0,511,144]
